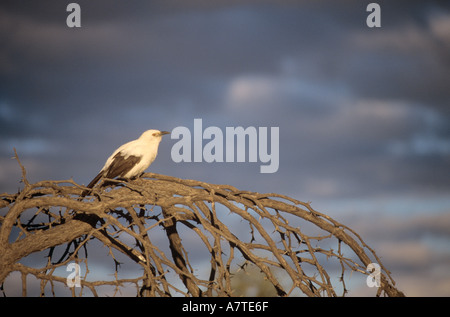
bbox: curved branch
[0,170,405,297]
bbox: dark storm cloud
[1,0,449,198]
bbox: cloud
[346,7,450,114]
[225,74,346,115]
[327,209,450,296]
[428,11,450,49]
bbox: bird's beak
[160,131,170,136]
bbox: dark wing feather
[81,152,142,198]
[80,171,103,197]
[103,152,142,179]
[86,171,103,189]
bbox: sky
[1,0,450,296]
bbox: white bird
[82,129,170,195]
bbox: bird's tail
[80,172,103,198]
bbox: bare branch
[0,168,405,297]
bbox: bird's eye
[152,133,157,136]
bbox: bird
[81,129,170,196]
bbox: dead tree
[0,152,404,297]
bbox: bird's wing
[81,139,143,197]
[103,151,142,179]
[81,152,141,197]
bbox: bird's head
[140,129,170,143]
